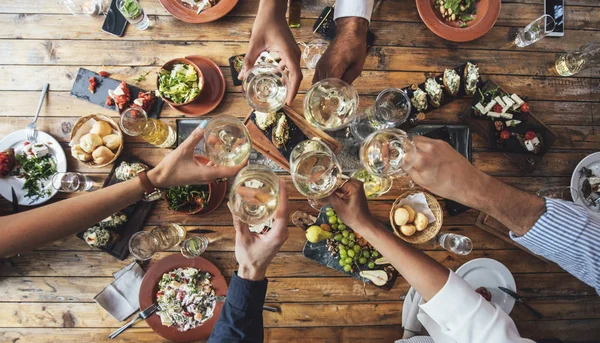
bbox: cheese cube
[525,136,540,152]
[505,120,522,127]
[494,96,506,108]
[483,100,497,113]
[487,112,502,118]
[510,94,524,106]
[500,112,513,119]
[475,103,487,114]
[32,143,49,158]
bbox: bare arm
[0,125,246,257]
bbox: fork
[109,303,158,339]
[26,83,50,142]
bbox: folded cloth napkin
[402,287,424,339]
[94,262,145,321]
[398,193,436,224]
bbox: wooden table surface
[1,0,600,342]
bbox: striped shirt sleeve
[510,198,600,295]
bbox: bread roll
[102,134,121,151]
[90,120,113,138]
[71,144,92,162]
[92,146,115,165]
[393,208,410,226]
[80,133,102,153]
[402,205,416,223]
[400,225,416,236]
[414,212,429,232]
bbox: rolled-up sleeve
[208,272,268,343]
[419,271,533,343]
[334,0,375,22]
[510,198,600,295]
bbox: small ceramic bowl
[157,57,204,107]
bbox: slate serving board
[76,154,155,260]
[248,111,308,162]
[70,68,164,118]
[302,207,397,290]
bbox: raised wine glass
[303,78,359,132]
[359,128,416,189]
[290,139,348,210]
[204,114,252,167]
[243,63,288,113]
[229,164,280,233]
[350,88,411,141]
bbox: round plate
[194,155,227,215]
[139,254,228,342]
[158,0,239,24]
[0,130,67,206]
[168,56,226,117]
[455,258,516,314]
[570,152,600,218]
[416,0,501,42]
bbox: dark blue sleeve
[207,272,268,343]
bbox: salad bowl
[158,58,204,107]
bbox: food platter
[0,130,67,206]
[139,254,228,342]
[416,0,501,42]
[570,152,600,218]
[455,258,516,314]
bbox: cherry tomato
[520,103,530,113]
[184,311,193,317]
[493,104,503,113]
[500,130,510,140]
[98,71,110,77]
[24,142,30,146]
[156,291,164,297]
[525,131,536,140]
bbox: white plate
[455,258,516,314]
[0,130,67,206]
[570,152,600,218]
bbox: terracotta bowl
[165,183,212,215]
[157,58,204,107]
[158,0,239,24]
[416,0,501,42]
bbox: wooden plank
[0,250,566,278]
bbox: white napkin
[398,193,436,224]
[402,287,424,339]
[94,262,145,321]
[69,119,96,147]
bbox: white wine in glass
[303,78,358,131]
[204,115,252,166]
[229,165,280,226]
[360,129,416,178]
[243,63,288,113]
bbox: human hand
[148,125,247,189]
[239,1,302,105]
[324,179,376,232]
[313,17,368,84]
[407,136,484,202]
[230,179,290,281]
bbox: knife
[11,187,19,213]
[498,286,544,318]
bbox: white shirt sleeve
[334,0,375,23]
[419,271,534,343]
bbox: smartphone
[545,0,565,37]
[102,0,127,37]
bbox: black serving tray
[76,154,155,260]
[248,111,307,161]
[302,207,397,290]
[70,68,164,118]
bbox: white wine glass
[359,128,416,189]
[350,88,411,140]
[290,139,348,210]
[229,164,280,233]
[303,78,359,132]
[243,63,288,113]
[204,114,252,167]
[351,169,393,199]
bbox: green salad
[16,152,56,203]
[158,63,202,104]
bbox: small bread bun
[92,146,115,165]
[80,133,103,153]
[400,225,417,236]
[402,205,416,223]
[393,208,410,226]
[102,134,121,151]
[71,144,92,162]
[414,212,429,232]
[90,120,113,138]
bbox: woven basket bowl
[70,114,123,168]
[390,191,443,244]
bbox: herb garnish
[15,153,57,203]
[166,185,209,212]
[134,71,151,84]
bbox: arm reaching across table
[406,136,600,294]
[0,124,246,258]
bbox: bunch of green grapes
[324,207,381,273]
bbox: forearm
[359,219,449,301]
[0,170,160,257]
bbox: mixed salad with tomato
[156,267,216,332]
